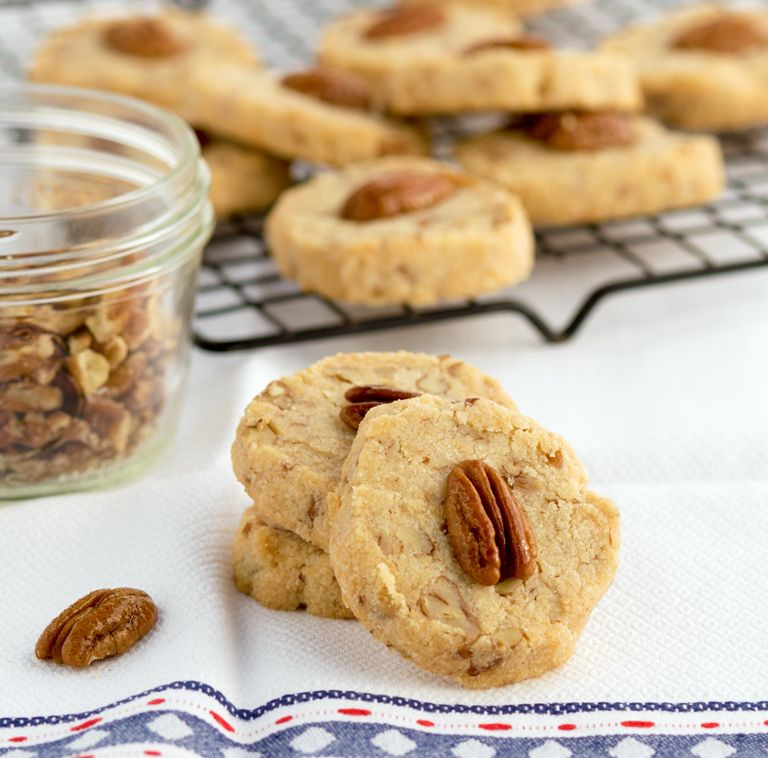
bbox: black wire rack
[2,0,768,350]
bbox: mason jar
[0,84,213,498]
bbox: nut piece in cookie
[281,68,373,110]
[36,588,157,667]
[456,115,724,226]
[329,395,620,688]
[445,460,537,586]
[266,156,533,306]
[103,16,189,58]
[319,4,640,115]
[672,13,768,55]
[233,507,354,619]
[231,351,517,551]
[601,6,768,131]
[340,171,460,221]
[520,111,637,152]
[365,5,447,39]
[340,385,421,429]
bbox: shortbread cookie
[399,0,582,16]
[28,11,258,119]
[200,136,291,219]
[329,395,620,688]
[233,507,353,620]
[232,352,515,551]
[601,6,768,131]
[456,113,724,225]
[318,5,640,115]
[188,66,426,166]
[265,157,534,305]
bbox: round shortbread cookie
[202,139,291,220]
[329,395,620,689]
[231,352,516,551]
[456,116,724,226]
[601,5,768,131]
[318,5,640,115]
[265,157,534,306]
[28,11,258,118]
[233,507,353,620]
[187,66,426,167]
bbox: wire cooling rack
[2,0,768,349]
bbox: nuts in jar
[0,85,213,497]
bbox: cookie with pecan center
[329,395,619,688]
[456,116,724,226]
[319,3,640,115]
[265,156,533,306]
[601,6,768,131]
[28,10,258,118]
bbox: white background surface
[1,0,768,723]
[2,268,768,715]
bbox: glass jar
[0,84,214,498]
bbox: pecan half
[522,111,637,152]
[104,17,189,58]
[673,13,768,55]
[445,460,537,586]
[365,6,446,39]
[281,68,372,110]
[464,35,552,55]
[341,172,460,222]
[340,385,420,430]
[35,588,157,667]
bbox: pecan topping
[281,68,373,110]
[464,35,552,55]
[340,385,420,430]
[341,172,460,222]
[35,588,157,667]
[445,460,537,586]
[365,6,446,39]
[673,13,768,55]
[522,111,637,152]
[104,17,189,58]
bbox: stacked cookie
[231,352,620,688]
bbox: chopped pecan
[522,111,637,152]
[464,35,552,55]
[341,172,460,222]
[104,17,189,58]
[84,397,132,454]
[340,385,420,429]
[444,460,537,586]
[0,324,63,383]
[36,588,157,667]
[365,5,446,39]
[419,576,480,636]
[281,68,372,110]
[65,349,111,396]
[673,13,768,55]
[0,381,62,413]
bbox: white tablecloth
[2,268,768,756]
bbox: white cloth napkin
[2,269,767,757]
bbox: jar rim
[0,83,213,299]
[0,83,199,225]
